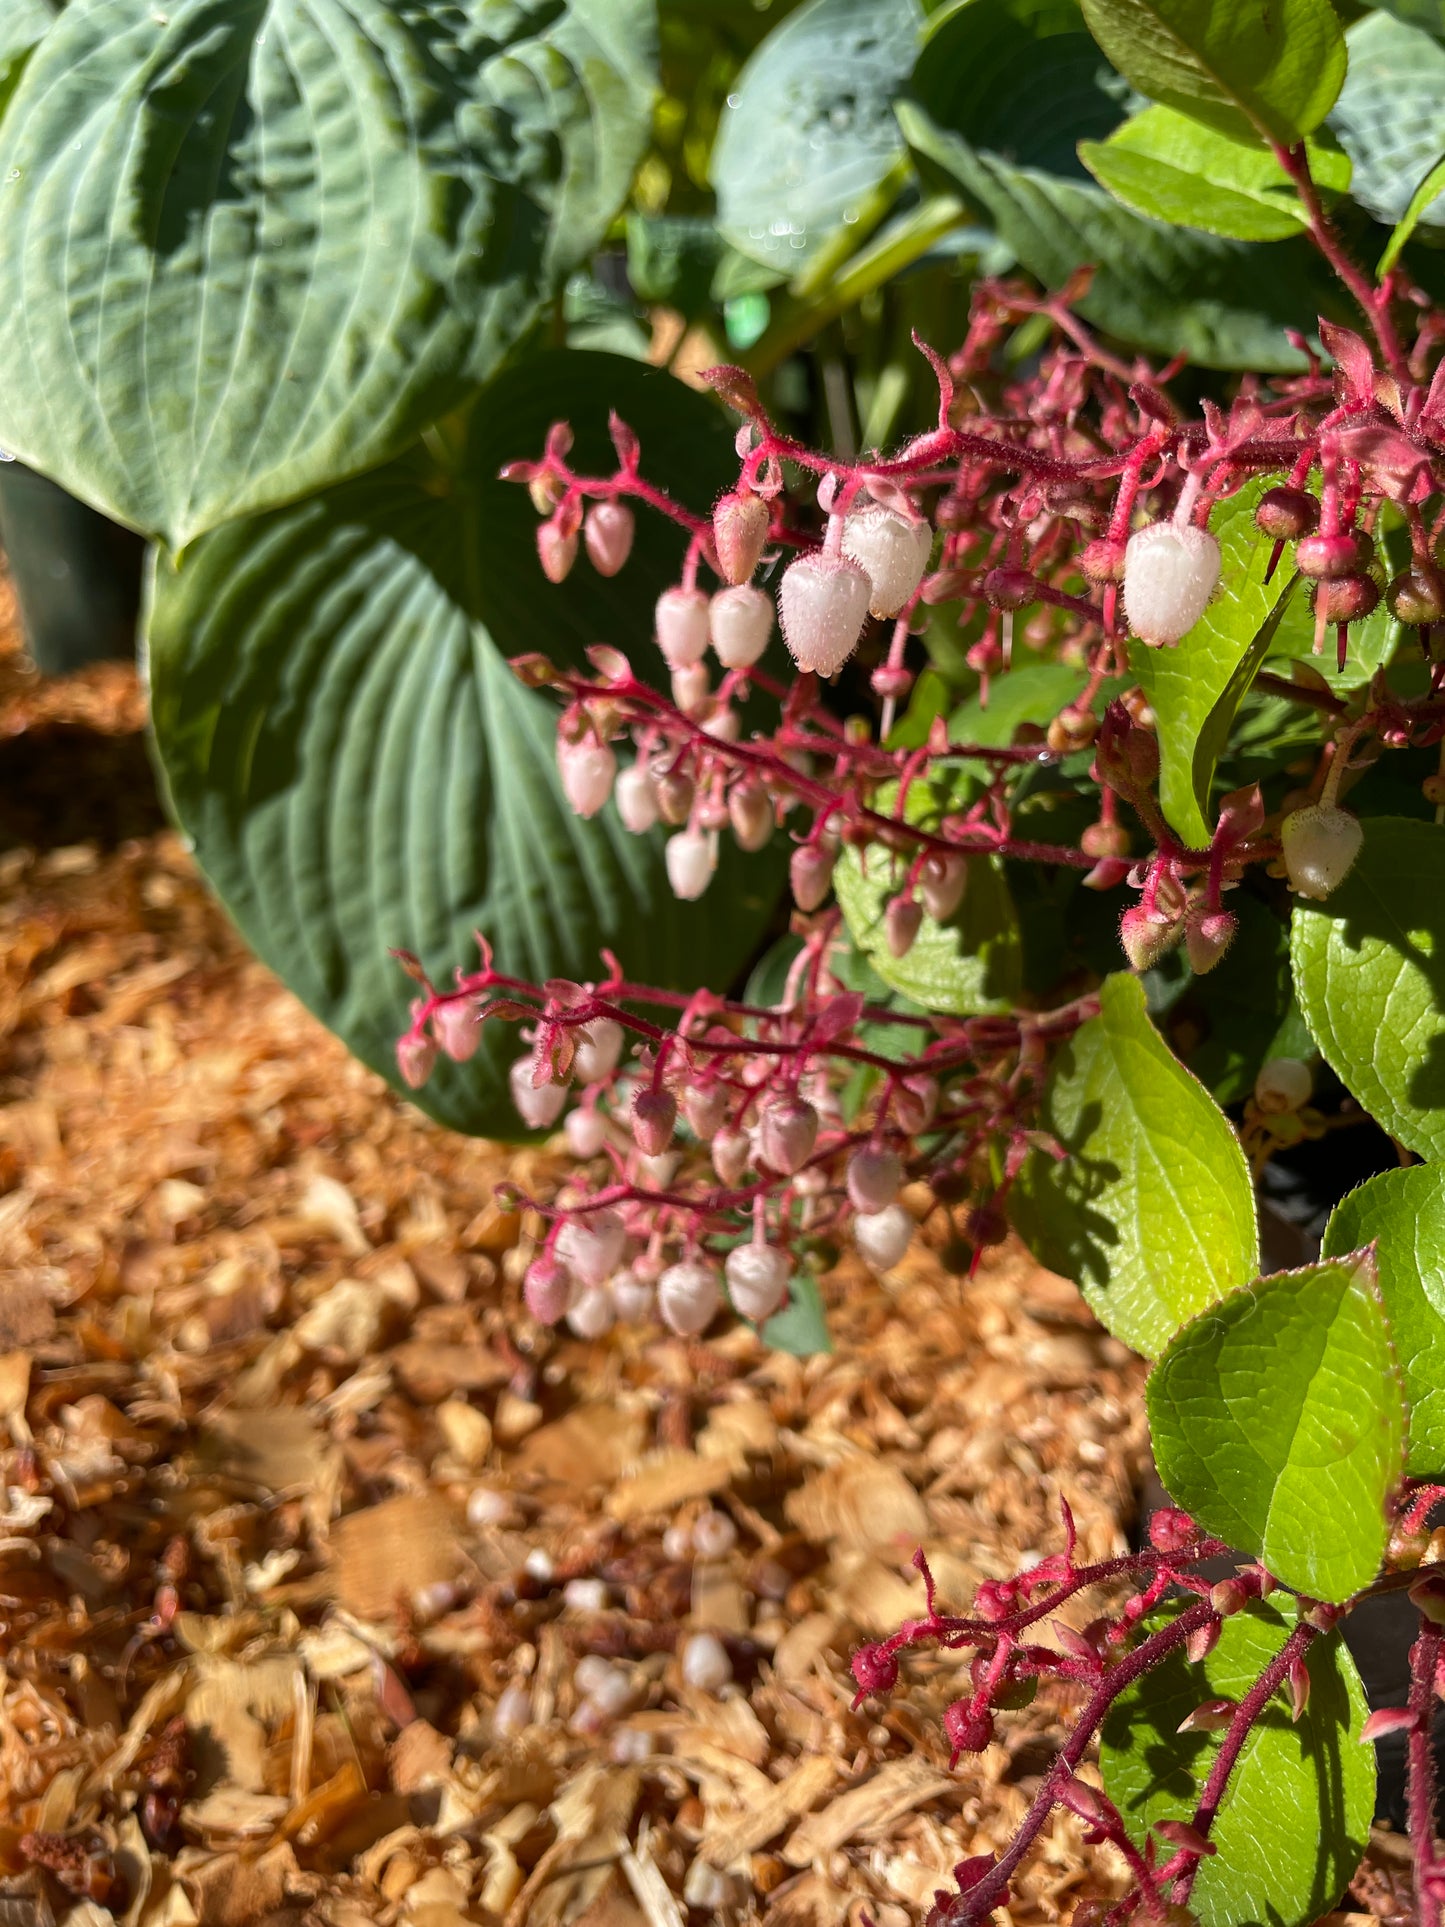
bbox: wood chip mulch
[0,580,1396,1927]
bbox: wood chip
[605,1449,733,1522]
[781,1758,954,1866]
[699,1753,838,1867]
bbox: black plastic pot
[0,462,143,674]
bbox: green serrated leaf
[1011,972,1258,1356]
[1080,106,1350,241]
[760,1274,834,1355]
[1380,153,1445,274]
[1330,12,1445,231]
[1101,1601,1374,1927]
[710,0,923,273]
[0,0,655,546]
[147,351,784,1139]
[1324,1165,1445,1476]
[1129,480,1296,849]
[1078,0,1347,146]
[834,778,1023,1015]
[1291,816,1445,1160]
[1148,1251,1406,1601]
[900,98,1343,371]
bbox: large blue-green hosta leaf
[147,352,785,1138]
[0,0,655,548]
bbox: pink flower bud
[709,585,773,668]
[683,1085,729,1140]
[1176,1698,1235,1734]
[886,895,923,958]
[1186,1619,1221,1664]
[557,1209,627,1286]
[524,1254,572,1324]
[1288,1654,1311,1722]
[851,1642,899,1698]
[654,768,696,826]
[632,1087,677,1156]
[847,1148,902,1215]
[702,704,740,743]
[1255,486,1318,540]
[778,553,872,676]
[1254,1057,1312,1113]
[1058,1778,1110,1828]
[1154,1820,1216,1858]
[1362,1706,1420,1743]
[1296,529,1371,579]
[565,1107,610,1158]
[615,760,659,834]
[757,1095,819,1174]
[510,1056,568,1130]
[557,736,617,819]
[725,1242,791,1321]
[566,1284,616,1340]
[1209,1578,1247,1617]
[893,1074,938,1134]
[712,1127,751,1186]
[1185,905,1237,975]
[919,851,967,922]
[397,1031,438,1089]
[432,997,483,1063]
[1148,1507,1198,1553]
[728,782,774,853]
[1281,803,1363,900]
[666,829,716,901]
[573,1018,624,1083]
[1119,903,1183,972]
[842,501,933,617]
[1123,522,1222,647]
[608,1266,654,1323]
[538,519,579,583]
[943,1700,995,1761]
[655,587,711,668]
[657,1260,721,1336]
[854,1202,912,1270]
[713,490,770,584]
[584,500,634,577]
[790,844,835,912]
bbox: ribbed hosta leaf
[0,0,53,118]
[0,0,654,547]
[147,351,785,1138]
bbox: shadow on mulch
[0,722,166,855]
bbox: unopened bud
[1185,1619,1221,1664]
[1047,705,1097,754]
[728,782,774,852]
[1362,1705,1420,1743]
[671,662,711,717]
[1186,904,1237,975]
[609,1266,654,1323]
[790,844,835,912]
[1154,1820,1216,1858]
[538,518,579,583]
[565,1107,610,1159]
[1255,486,1319,540]
[1149,1508,1198,1554]
[725,1242,792,1322]
[666,829,715,901]
[584,500,635,576]
[894,1073,938,1133]
[1123,522,1222,646]
[1388,565,1445,626]
[557,1210,627,1286]
[510,1057,568,1130]
[713,490,770,584]
[1288,1655,1311,1722]
[655,587,711,668]
[982,566,1038,611]
[919,851,967,922]
[886,895,923,957]
[757,1095,819,1174]
[1209,1579,1247,1617]
[712,1127,751,1187]
[1080,821,1130,861]
[1312,572,1380,624]
[433,998,483,1063]
[683,1085,729,1140]
[842,501,933,618]
[778,552,872,676]
[654,768,696,826]
[1177,1698,1235,1734]
[632,1087,677,1156]
[851,1642,899,1699]
[1281,803,1363,900]
[566,1283,615,1340]
[1296,530,1372,579]
[397,1031,438,1089]
[1080,537,1127,583]
[657,1260,721,1337]
[943,1700,995,1761]
[1119,902,1183,972]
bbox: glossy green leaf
[147,351,784,1139]
[1129,480,1297,849]
[901,98,1341,371]
[1176,891,1295,1104]
[711,0,923,273]
[0,0,654,546]
[1291,817,1445,1160]
[1101,1601,1374,1927]
[1380,154,1445,274]
[1149,1251,1406,1601]
[1078,0,1347,146]
[1080,107,1350,241]
[1330,12,1445,230]
[1011,972,1258,1356]
[949,661,1114,748]
[1324,1165,1445,1475]
[834,792,1023,1016]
